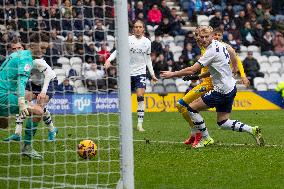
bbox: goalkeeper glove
[183,75,200,81]
[18,97,29,118]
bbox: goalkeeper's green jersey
[0,50,33,99]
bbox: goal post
[114,0,135,188]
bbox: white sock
[43,108,55,131]
[15,114,23,136]
[137,96,144,126]
[187,107,209,138]
[217,119,253,134]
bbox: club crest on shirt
[24,64,31,72]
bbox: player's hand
[151,75,158,84]
[183,75,199,81]
[104,60,111,70]
[37,92,47,103]
[160,71,174,79]
[241,77,250,87]
[18,97,29,118]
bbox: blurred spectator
[245,3,254,19]
[50,29,64,55]
[223,4,234,19]
[169,8,186,36]
[222,12,231,31]
[41,0,57,7]
[74,34,84,57]
[57,78,74,94]
[184,31,198,49]
[151,35,163,55]
[84,63,105,91]
[243,51,264,85]
[15,1,26,19]
[94,21,106,42]
[174,55,188,70]
[63,33,75,56]
[44,42,61,68]
[187,0,204,22]
[61,0,73,18]
[97,42,110,63]
[28,0,38,19]
[163,44,174,63]
[261,12,273,31]
[255,2,264,21]
[273,32,284,56]
[49,7,61,31]
[227,33,240,52]
[240,21,256,46]
[0,33,9,57]
[147,4,162,26]
[155,17,173,36]
[209,11,223,29]
[19,12,37,31]
[135,1,147,19]
[182,42,199,64]
[85,42,96,62]
[234,10,246,29]
[160,0,171,19]
[260,31,274,56]
[153,54,168,78]
[106,67,118,92]
[252,22,264,45]
[227,22,241,42]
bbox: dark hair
[213,27,223,34]
[132,19,145,28]
[29,32,49,43]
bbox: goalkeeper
[4,42,58,147]
[0,33,49,159]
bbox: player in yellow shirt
[178,26,240,148]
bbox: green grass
[0,111,284,189]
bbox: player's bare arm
[226,45,238,74]
[161,63,202,79]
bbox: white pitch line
[0,177,114,189]
[133,139,283,147]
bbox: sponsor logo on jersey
[24,64,31,72]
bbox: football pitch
[0,110,283,189]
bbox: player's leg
[215,87,264,146]
[22,104,44,159]
[134,75,146,132]
[187,97,214,148]
[178,82,212,146]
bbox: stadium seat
[162,35,174,45]
[57,57,70,65]
[73,80,84,88]
[267,66,279,74]
[163,78,175,86]
[174,52,182,61]
[70,57,83,65]
[197,15,209,25]
[175,78,190,86]
[267,77,278,90]
[258,56,269,64]
[253,52,261,59]
[145,86,152,93]
[259,62,270,73]
[174,35,185,44]
[268,56,280,64]
[152,84,166,94]
[240,45,248,53]
[57,75,66,84]
[253,77,266,88]
[72,64,82,76]
[277,76,284,82]
[280,56,284,63]
[248,45,260,53]
[83,35,91,43]
[171,46,183,54]
[256,83,268,91]
[54,69,66,76]
[62,64,71,75]
[76,86,88,94]
[199,20,209,26]
[177,85,188,92]
[268,72,281,79]
[0,25,7,33]
[271,62,282,70]
[165,84,178,93]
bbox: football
[77,140,97,159]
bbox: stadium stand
[0,0,283,93]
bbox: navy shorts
[131,74,146,92]
[26,79,58,99]
[201,86,237,113]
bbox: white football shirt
[128,35,151,76]
[30,58,56,93]
[198,39,236,94]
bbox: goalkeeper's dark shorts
[25,79,58,99]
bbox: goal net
[0,0,133,188]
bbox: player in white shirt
[161,26,264,147]
[105,19,158,132]
[4,43,58,158]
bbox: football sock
[217,119,253,134]
[176,99,195,128]
[15,114,24,136]
[187,106,209,138]
[24,118,39,145]
[137,96,144,125]
[43,108,55,131]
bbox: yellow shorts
[182,81,214,105]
